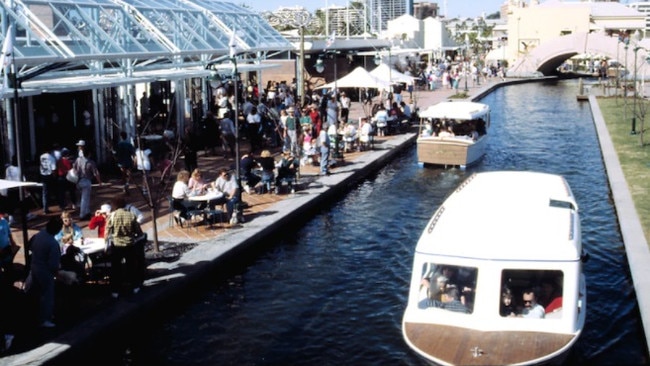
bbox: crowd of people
[0,192,145,353]
[0,71,424,353]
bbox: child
[301,129,316,166]
[500,287,516,317]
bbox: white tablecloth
[76,237,106,255]
[188,191,224,202]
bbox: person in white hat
[76,140,86,158]
[88,203,111,238]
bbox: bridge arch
[508,32,650,79]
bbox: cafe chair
[167,196,178,228]
[185,209,206,232]
[204,207,225,228]
[260,174,274,194]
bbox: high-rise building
[628,2,650,37]
[367,0,414,33]
[413,2,440,20]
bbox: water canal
[104,80,648,365]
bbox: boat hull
[403,322,578,366]
[417,135,487,168]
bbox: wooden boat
[402,171,587,365]
[417,101,490,168]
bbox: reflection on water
[96,81,649,365]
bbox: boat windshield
[419,263,478,314]
[500,270,564,318]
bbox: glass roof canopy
[0,0,291,85]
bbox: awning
[0,179,41,190]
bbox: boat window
[500,270,564,318]
[419,263,478,314]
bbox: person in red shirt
[539,279,563,314]
[88,204,111,238]
[56,148,77,211]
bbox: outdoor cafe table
[188,190,224,204]
[76,237,106,256]
[187,190,226,227]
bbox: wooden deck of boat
[403,322,575,365]
[416,140,470,167]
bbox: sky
[243,0,505,19]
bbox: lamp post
[229,31,242,205]
[623,36,630,126]
[616,34,622,90]
[315,51,343,159]
[293,11,311,108]
[632,30,643,135]
[464,34,469,92]
[633,45,640,135]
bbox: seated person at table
[171,170,203,220]
[188,168,209,194]
[55,211,83,252]
[258,150,276,194]
[374,105,389,137]
[240,152,261,194]
[59,233,88,284]
[88,203,111,238]
[212,168,242,224]
[275,151,300,194]
[342,122,358,152]
[359,118,373,150]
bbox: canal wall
[589,95,650,353]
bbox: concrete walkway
[3,76,650,364]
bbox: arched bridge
[508,32,650,79]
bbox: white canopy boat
[417,101,490,168]
[402,171,588,365]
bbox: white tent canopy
[0,179,41,190]
[486,46,507,61]
[370,63,416,84]
[315,67,391,90]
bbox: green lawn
[597,97,650,243]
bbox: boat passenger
[500,287,516,317]
[438,125,455,138]
[421,273,449,303]
[539,279,563,313]
[520,289,545,318]
[436,287,470,314]
[422,122,433,137]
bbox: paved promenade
[3,76,650,363]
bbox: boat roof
[416,171,581,262]
[419,101,490,120]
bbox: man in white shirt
[213,168,241,224]
[521,290,545,319]
[39,148,57,214]
[318,129,330,175]
[340,92,351,123]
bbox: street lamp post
[632,30,643,135]
[623,36,630,125]
[315,51,343,159]
[293,11,311,108]
[633,45,640,135]
[464,34,469,92]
